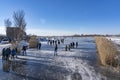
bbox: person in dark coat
[55,40,57,45]
[54,44,58,56]
[65,45,68,51]
[58,40,60,45]
[53,40,54,45]
[5,47,11,60]
[68,45,71,51]
[73,42,75,48]
[48,40,50,45]
[70,43,73,48]
[2,48,6,60]
[38,42,41,50]
[76,42,78,48]
[22,46,26,55]
[15,47,18,58]
[50,40,52,45]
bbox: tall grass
[95,37,119,66]
[29,36,38,48]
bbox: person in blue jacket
[11,48,16,60]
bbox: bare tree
[13,10,27,40]
[13,10,27,32]
[4,19,12,27]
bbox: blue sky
[0,0,120,36]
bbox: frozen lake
[0,37,107,80]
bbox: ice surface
[0,37,106,80]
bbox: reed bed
[95,37,119,66]
[29,36,38,48]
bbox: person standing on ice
[55,40,57,45]
[76,42,78,48]
[2,48,6,60]
[68,45,71,51]
[54,44,58,56]
[22,46,27,55]
[70,43,73,48]
[38,42,41,50]
[5,47,11,60]
[65,45,68,51]
[50,40,52,45]
[15,47,18,58]
[73,42,75,48]
[58,40,60,45]
[53,40,54,45]
[11,48,16,60]
[47,40,50,45]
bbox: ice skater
[68,45,71,51]
[11,48,16,60]
[50,40,52,45]
[2,48,6,60]
[73,42,75,48]
[65,45,68,51]
[54,44,58,56]
[76,42,78,48]
[58,40,60,45]
[38,42,41,50]
[5,47,11,61]
[22,46,27,55]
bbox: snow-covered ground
[107,37,120,45]
[0,37,107,80]
[107,37,120,52]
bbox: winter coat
[5,48,11,55]
[11,49,16,55]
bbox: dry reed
[95,37,119,66]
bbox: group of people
[52,39,64,56]
[2,47,17,60]
[65,42,78,51]
[48,39,64,46]
[1,38,78,59]
[2,45,28,61]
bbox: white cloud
[0,26,76,36]
[26,28,74,36]
[0,26,6,35]
[40,18,46,24]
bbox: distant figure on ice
[38,42,41,50]
[22,46,27,55]
[61,39,64,43]
[48,40,50,45]
[76,42,78,48]
[50,40,52,45]
[70,43,73,48]
[2,48,6,60]
[68,45,71,51]
[52,40,55,45]
[55,40,57,45]
[65,45,68,51]
[54,44,58,56]
[58,40,60,45]
[73,42,75,48]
